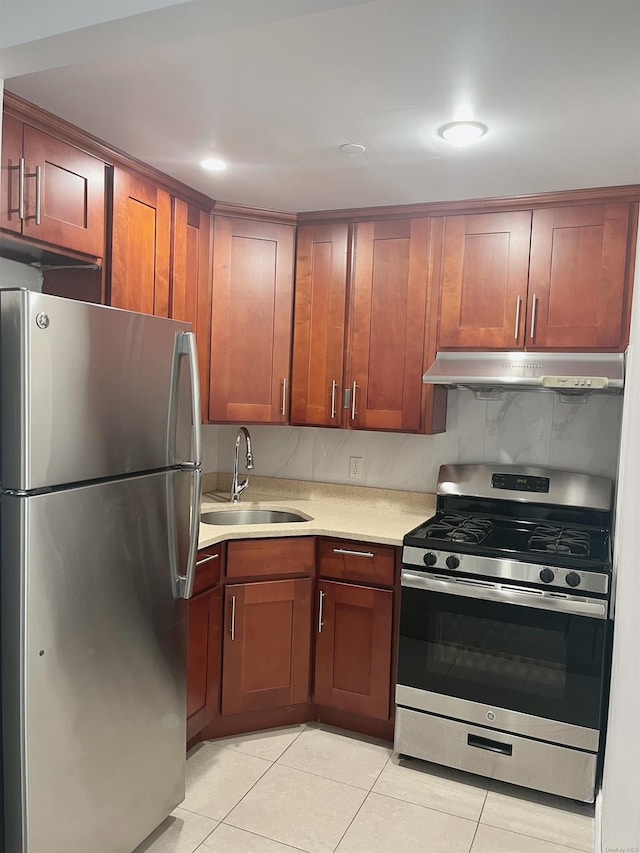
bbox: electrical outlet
[349,456,364,480]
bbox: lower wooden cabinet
[315,580,393,720]
[187,586,222,741]
[221,578,313,716]
[187,545,223,742]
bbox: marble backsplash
[202,389,623,493]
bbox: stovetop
[404,510,611,573]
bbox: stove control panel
[402,545,609,596]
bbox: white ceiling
[2,0,640,213]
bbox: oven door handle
[401,570,608,619]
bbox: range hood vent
[423,352,624,394]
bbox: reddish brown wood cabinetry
[170,198,212,421]
[438,203,633,352]
[527,204,631,350]
[209,216,295,423]
[221,578,312,716]
[314,538,397,728]
[315,580,393,720]
[187,545,224,742]
[110,168,172,315]
[291,218,446,434]
[291,223,349,427]
[1,115,106,258]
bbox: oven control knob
[566,572,581,588]
[423,552,438,567]
[539,568,555,584]
[446,555,460,570]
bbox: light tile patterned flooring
[134,723,594,853]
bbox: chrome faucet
[231,426,254,503]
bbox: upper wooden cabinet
[291,223,349,427]
[110,167,171,316]
[291,218,446,434]
[170,199,212,422]
[1,114,106,258]
[438,203,633,352]
[209,216,295,424]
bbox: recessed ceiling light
[201,158,228,171]
[437,121,488,147]
[339,143,366,155]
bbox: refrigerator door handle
[181,331,202,465]
[175,467,203,599]
[168,332,202,466]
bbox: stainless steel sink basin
[200,509,309,525]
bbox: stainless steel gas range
[395,463,614,803]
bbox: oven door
[397,570,611,745]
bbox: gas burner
[529,525,591,557]
[428,514,494,545]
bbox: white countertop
[198,475,436,549]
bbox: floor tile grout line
[203,821,310,853]
[214,754,277,824]
[479,818,593,853]
[263,753,392,791]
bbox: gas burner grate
[529,525,591,557]
[427,514,494,545]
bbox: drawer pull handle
[467,733,513,757]
[332,548,374,558]
[318,589,325,633]
[196,553,219,567]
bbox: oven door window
[398,587,608,730]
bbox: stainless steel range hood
[422,352,624,393]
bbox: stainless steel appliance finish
[201,509,309,525]
[1,289,202,853]
[395,706,597,803]
[422,351,624,393]
[395,463,614,803]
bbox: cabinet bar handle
[35,165,42,226]
[318,589,325,633]
[530,294,538,340]
[230,595,236,641]
[18,157,25,220]
[330,380,337,419]
[281,377,287,417]
[333,548,374,558]
[351,380,357,420]
[196,553,219,567]
[514,295,522,341]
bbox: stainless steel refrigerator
[0,288,202,853]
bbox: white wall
[203,388,622,491]
[599,240,640,850]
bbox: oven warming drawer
[395,706,597,802]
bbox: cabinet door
[0,114,23,235]
[527,203,631,350]
[22,125,106,257]
[187,586,222,741]
[315,581,393,720]
[438,211,532,349]
[222,579,312,715]
[291,223,349,426]
[110,168,171,316]
[209,216,295,423]
[171,199,212,421]
[348,218,431,432]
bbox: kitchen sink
[200,509,310,525]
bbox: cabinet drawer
[226,537,315,579]
[318,539,396,587]
[193,545,223,594]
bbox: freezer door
[1,469,194,853]
[0,289,201,491]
